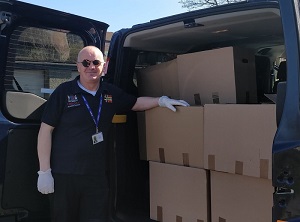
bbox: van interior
[105,4,285,221]
[116,6,285,105]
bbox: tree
[179,0,244,11]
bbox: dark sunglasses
[78,59,104,68]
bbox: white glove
[158,96,190,112]
[37,168,54,194]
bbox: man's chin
[91,76,100,80]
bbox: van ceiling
[124,8,284,58]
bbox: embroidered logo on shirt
[104,94,112,103]
[67,95,80,108]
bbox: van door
[105,30,157,222]
[0,1,108,221]
[273,0,300,221]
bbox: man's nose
[88,63,96,68]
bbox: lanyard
[81,94,103,133]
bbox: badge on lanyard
[92,132,103,145]
[81,94,104,145]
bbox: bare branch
[179,0,244,10]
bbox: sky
[18,0,188,32]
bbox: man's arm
[132,96,190,112]
[37,122,54,171]
[131,97,160,111]
[37,122,55,194]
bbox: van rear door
[273,0,300,221]
[0,1,108,221]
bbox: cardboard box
[150,161,208,222]
[211,171,273,222]
[204,104,276,179]
[177,47,257,105]
[138,106,204,168]
[136,59,179,99]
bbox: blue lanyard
[81,94,103,133]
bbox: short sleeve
[41,85,65,127]
[104,83,137,113]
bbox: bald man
[37,46,188,222]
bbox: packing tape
[159,148,166,163]
[235,161,243,175]
[182,153,190,167]
[157,206,163,221]
[208,155,215,170]
[212,92,220,104]
[219,217,226,222]
[176,216,182,222]
[260,159,269,179]
[194,93,201,105]
[175,215,204,222]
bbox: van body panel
[272,0,300,221]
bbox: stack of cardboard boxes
[136,47,276,222]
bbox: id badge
[92,132,103,145]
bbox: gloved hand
[158,96,190,112]
[37,168,54,194]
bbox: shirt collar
[71,75,109,95]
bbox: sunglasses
[78,59,104,68]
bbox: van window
[3,26,84,121]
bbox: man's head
[77,46,105,87]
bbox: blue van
[0,0,298,221]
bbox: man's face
[77,47,105,85]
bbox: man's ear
[102,61,108,76]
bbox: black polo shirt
[41,76,137,175]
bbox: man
[37,46,188,222]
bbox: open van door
[273,0,300,221]
[104,29,157,222]
[0,1,108,221]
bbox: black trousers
[49,173,109,222]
